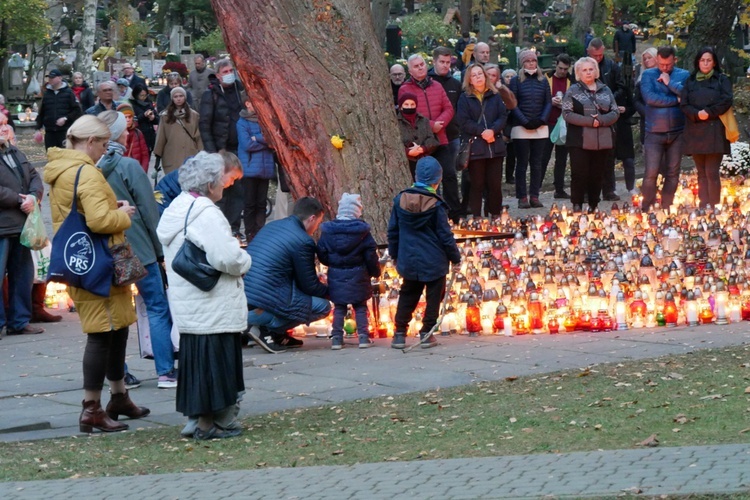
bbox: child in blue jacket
[237,95,275,243]
[317,193,381,350]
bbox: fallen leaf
[668,372,684,380]
[673,414,688,424]
[594,424,603,431]
[509,417,517,423]
[332,450,344,455]
[699,394,723,400]
[673,428,681,432]
[577,370,591,377]
[638,434,659,447]
[744,386,750,394]
[505,376,519,382]
[542,406,558,412]
[622,487,643,494]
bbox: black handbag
[171,200,221,292]
[47,166,114,297]
[456,138,473,171]
[456,98,487,172]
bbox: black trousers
[217,181,244,235]
[467,157,503,217]
[242,177,270,242]
[568,147,608,209]
[394,276,446,334]
[44,129,68,149]
[82,327,129,391]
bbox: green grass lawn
[1,345,748,482]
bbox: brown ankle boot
[31,283,62,323]
[80,399,129,433]
[106,390,151,420]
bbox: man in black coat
[35,69,82,149]
[200,58,245,236]
[121,63,146,89]
[428,46,463,222]
[613,22,637,64]
[0,139,45,336]
[588,38,627,201]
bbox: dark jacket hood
[319,219,372,255]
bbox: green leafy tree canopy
[0,0,51,58]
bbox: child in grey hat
[317,193,381,349]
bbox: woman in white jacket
[157,152,251,440]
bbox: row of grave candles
[302,173,750,338]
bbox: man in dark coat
[613,22,637,64]
[121,63,146,89]
[35,69,82,149]
[200,58,245,236]
[588,38,626,201]
[542,54,575,199]
[245,197,331,353]
[0,139,45,336]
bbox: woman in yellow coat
[44,115,150,433]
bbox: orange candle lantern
[527,292,545,334]
[465,295,481,336]
[663,292,678,326]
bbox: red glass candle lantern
[527,292,545,334]
[548,316,559,334]
[465,295,481,336]
[663,292,678,326]
[493,302,508,332]
[699,305,714,324]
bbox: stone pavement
[0,300,749,498]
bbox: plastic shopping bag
[20,204,49,250]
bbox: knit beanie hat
[519,50,538,65]
[398,91,418,108]
[415,156,442,186]
[171,86,187,100]
[336,192,363,220]
[106,112,127,142]
[116,102,134,117]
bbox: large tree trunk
[371,0,390,49]
[76,0,97,79]
[211,0,409,241]
[571,0,595,44]
[459,0,472,34]
[683,0,741,73]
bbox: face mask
[221,73,236,85]
[401,108,416,115]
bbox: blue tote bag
[47,166,114,297]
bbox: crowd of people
[0,34,735,441]
[391,39,733,216]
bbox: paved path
[0,305,749,498]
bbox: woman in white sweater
[157,152,251,440]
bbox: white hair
[179,152,225,195]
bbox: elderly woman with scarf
[397,92,439,181]
[154,87,203,175]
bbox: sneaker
[124,372,141,390]
[331,337,343,350]
[420,331,437,349]
[518,198,531,209]
[157,369,178,389]
[602,192,621,201]
[391,332,406,349]
[194,425,242,440]
[554,190,570,199]
[247,326,287,354]
[6,325,44,335]
[530,198,544,208]
[275,333,303,348]
[358,336,373,349]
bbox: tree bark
[76,0,97,80]
[683,0,741,73]
[211,0,410,241]
[571,0,595,45]
[371,0,390,49]
[459,0,472,34]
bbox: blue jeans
[135,262,174,376]
[514,138,546,199]
[642,131,683,211]
[247,297,331,334]
[0,236,33,330]
[331,301,369,339]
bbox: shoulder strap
[183,199,197,236]
[71,165,85,213]
[176,118,199,144]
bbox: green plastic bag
[20,204,49,250]
[549,115,567,146]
